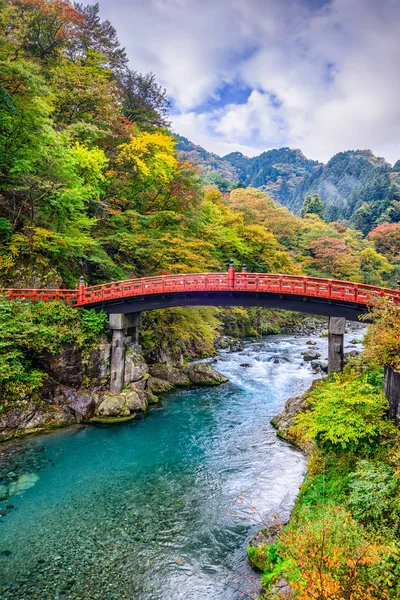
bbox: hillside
[176,139,400,232]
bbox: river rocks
[345,349,361,358]
[214,336,243,352]
[96,394,130,417]
[64,390,97,420]
[183,363,228,385]
[306,340,317,345]
[240,363,252,367]
[269,355,290,364]
[146,376,175,394]
[149,364,191,386]
[302,349,321,362]
[8,473,39,497]
[96,390,147,418]
[248,522,283,571]
[125,390,147,412]
[271,394,312,453]
[0,405,69,441]
[311,359,328,373]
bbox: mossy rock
[248,544,270,571]
[88,415,136,425]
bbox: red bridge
[2,265,398,322]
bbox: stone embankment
[0,337,228,442]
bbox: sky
[93,0,400,164]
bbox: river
[0,331,363,599]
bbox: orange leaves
[277,506,390,600]
[369,222,400,260]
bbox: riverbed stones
[311,359,328,373]
[302,349,321,362]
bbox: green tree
[300,194,324,218]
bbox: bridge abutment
[109,313,142,394]
[328,316,345,374]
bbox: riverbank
[249,361,400,600]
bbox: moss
[88,415,137,425]
[247,544,270,572]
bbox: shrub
[265,505,390,600]
[348,460,400,534]
[292,369,392,453]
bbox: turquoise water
[0,333,359,599]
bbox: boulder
[125,390,147,412]
[306,340,317,346]
[64,391,97,420]
[302,349,321,362]
[149,364,191,386]
[147,376,174,394]
[311,359,328,373]
[0,405,69,441]
[96,390,148,418]
[183,363,228,385]
[96,394,130,418]
[271,394,313,453]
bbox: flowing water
[0,331,363,599]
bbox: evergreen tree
[300,194,324,218]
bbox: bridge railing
[2,274,399,307]
[77,273,400,306]
[0,288,78,302]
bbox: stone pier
[328,316,345,374]
[109,313,142,394]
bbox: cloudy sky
[94,0,400,163]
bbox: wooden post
[77,275,85,305]
[227,259,235,288]
[328,316,345,374]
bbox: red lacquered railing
[78,273,400,307]
[2,273,399,308]
[1,288,78,302]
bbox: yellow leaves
[70,142,108,188]
[117,130,177,184]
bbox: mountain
[175,135,240,185]
[176,137,400,232]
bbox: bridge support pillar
[328,316,345,374]
[109,313,142,394]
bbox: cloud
[94,0,400,163]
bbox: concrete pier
[328,316,345,374]
[109,313,142,394]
